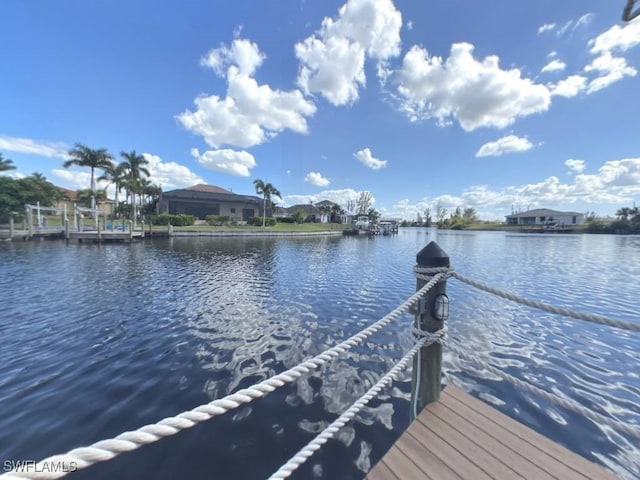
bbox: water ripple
[0,232,638,479]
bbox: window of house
[230,208,236,213]
[572,216,577,224]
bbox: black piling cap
[416,241,450,267]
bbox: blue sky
[1,0,639,220]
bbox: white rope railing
[414,266,640,333]
[6,260,635,480]
[417,265,640,443]
[1,272,446,480]
[269,329,447,479]
[449,344,640,442]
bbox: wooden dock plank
[375,444,438,480]
[367,386,619,480]
[364,458,399,480]
[444,387,618,480]
[414,403,520,479]
[404,421,493,480]
[433,391,583,480]
[395,432,464,480]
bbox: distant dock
[0,223,144,243]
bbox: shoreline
[168,229,344,237]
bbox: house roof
[505,208,583,218]
[282,204,322,215]
[315,200,340,208]
[161,184,261,204]
[58,187,77,200]
[185,184,233,194]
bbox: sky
[1,0,639,220]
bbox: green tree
[292,209,306,224]
[423,207,432,226]
[463,207,478,224]
[330,203,344,223]
[120,150,150,226]
[367,207,380,223]
[0,173,63,222]
[76,188,107,208]
[141,182,162,215]
[64,143,114,210]
[435,203,448,228]
[318,204,332,223]
[253,179,281,227]
[616,207,631,220]
[98,161,129,217]
[0,153,16,172]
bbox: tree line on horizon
[586,206,640,234]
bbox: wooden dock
[68,229,144,243]
[0,228,144,243]
[367,385,618,480]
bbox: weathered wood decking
[367,385,618,480]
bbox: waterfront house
[505,208,584,226]
[276,200,346,223]
[55,187,114,218]
[157,184,264,222]
[276,203,324,222]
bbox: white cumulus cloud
[589,19,640,54]
[584,51,637,94]
[389,157,640,219]
[142,153,205,189]
[284,188,370,208]
[354,148,387,169]
[200,38,266,77]
[51,169,92,191]
[541,59,566,73]
[0,135,69,159]
[565,158,585,173]
[396,43,551,130]
[190,147,256,177]
[549,75,587,98]
[177,39,316,151]
[476,135,534,157]
[305,171,330,187]
[295,0,402,106]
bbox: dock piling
[411,241,449,419]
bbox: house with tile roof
[157,184,264,222]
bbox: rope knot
[412,327,447,345]
[413,265,453,282]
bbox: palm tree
[330,203,345,223]
[141,183,162,215]
[64,143,114,210]
[616,207,631,221]
[77,188,107,208]
[120,150,150,227]
[318,204,332,223]
[98,161,129,218]
[253,179,281,227]
[0,153,16,172]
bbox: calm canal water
[1,229,639,479]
